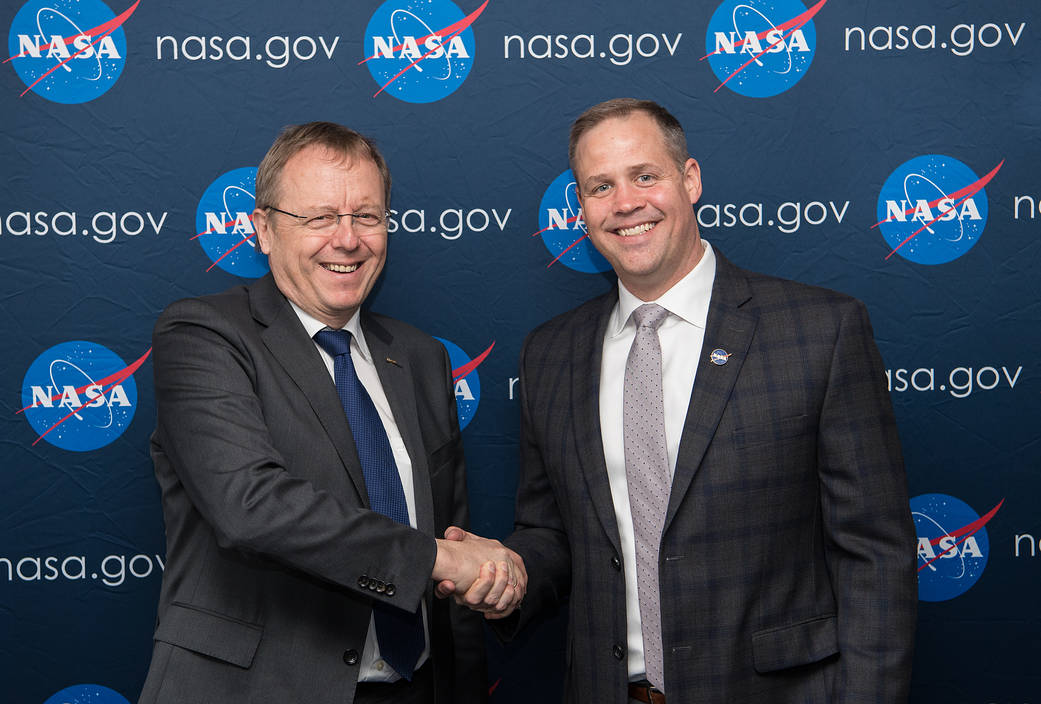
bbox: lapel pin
[385,357,401,367]
[709,348,731,366]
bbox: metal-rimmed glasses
[266,206,389,233]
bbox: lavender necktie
[623,303,671,692]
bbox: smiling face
[253,144,387,329]
[572,111,704,301]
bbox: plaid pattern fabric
[507,251,917,704]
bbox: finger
[435,579,456,598]
[443,525,467,541]
[484,560,511,606]
[494,582,517,612]
[462,561,497,607]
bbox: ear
[682,157,703,205]
[252,208,273,255]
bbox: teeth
[324,263,358,273]
[617,222,655,237]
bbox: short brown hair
[568,98,690,176]
[254,121,391,210]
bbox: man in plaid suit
[447,99,917,703]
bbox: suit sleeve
[817,299,918,702]
[152,298,436,612]
[496,333,573,639]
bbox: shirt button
[343,649,359,666]
[611,555,621,571]
[612,644,625,660]
[375,660,385,671]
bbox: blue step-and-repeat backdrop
[3,1,1039,702]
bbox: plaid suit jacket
[506,251,917,704]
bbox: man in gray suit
[140,122,524,704]
[448,99,917,703]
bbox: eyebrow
[581,162,664,187]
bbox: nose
[328,216,360,250]
[612,180,645,215]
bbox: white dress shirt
[598,241,717,681]
[290,302,430,682]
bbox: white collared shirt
[289,302,430,682]
[598,241,717,681]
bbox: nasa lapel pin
[709,348,731,366]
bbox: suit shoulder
[740,267,865,321]
[155,284,251,332]
[364,311,447,355]
[523,292,614,348]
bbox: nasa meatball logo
[874,155,1002,265]
[19,341,150,452]
[435,337,493,430]
[360,0,486,103]
[532,169,610,273]
[43,684,131,704]
[912,493,1003,602]
[194,167,269,278]
[6,0,138,104]
[702,0,823,98]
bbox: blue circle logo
[535,169,611,274]
[704,0,818,98]
[361,0,484,103]
[434,337,493,430]
[912,493,1002,602]
[43,684,131,704]
[7,0,135,104]
[20,341,146,452]
[194,167,269,278]
[876,155,998,265]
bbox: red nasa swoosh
[358,0,489,98]
[18,347,151,446]
[193,215,258,272]
[530,213,587,268]
[6,0,141,98]
[872,160,1003,261]
[699,0,828,94]
[452,341,493,381]
[917,498,1004,573]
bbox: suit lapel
[364,315,435,537]
[571,293,624,554]
[665,253,758,532]
[249,275,369,507]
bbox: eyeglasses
[266,206,388,232]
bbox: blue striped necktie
[313,328,424,680]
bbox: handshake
[431,527,527,620]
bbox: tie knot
[632,303,668,331]
[314,329,353,357]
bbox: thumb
[443,525,468,541]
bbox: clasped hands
[432,526,526,619]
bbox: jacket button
[375,580,386,594]
[385,583,396,597]
[610,555,621,571]
[358,575,369,588]
[613,644,625,660]
[343,649,359,666]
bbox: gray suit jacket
[505,251,917,703]
[139,274,485,704]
